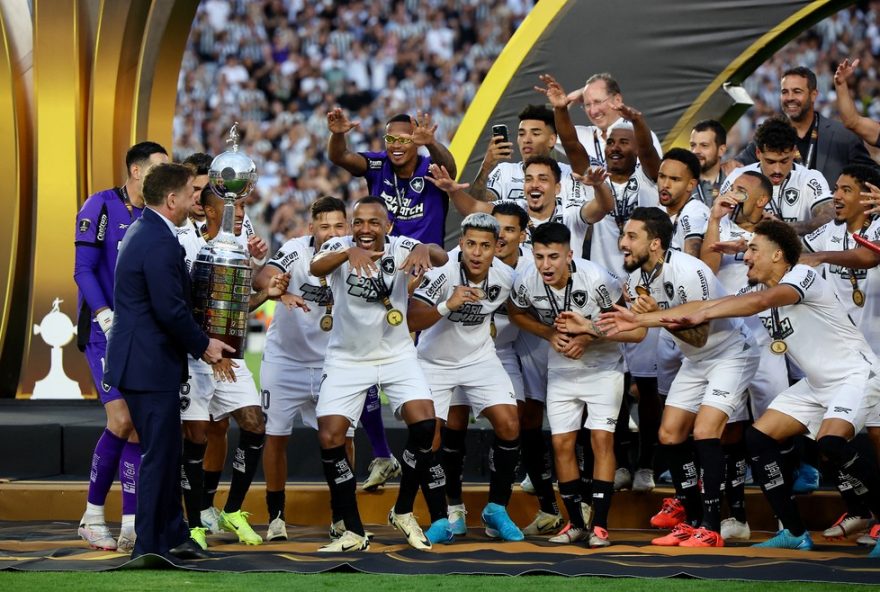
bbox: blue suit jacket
[105,207,209,392]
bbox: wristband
[436,301,450,316]
[96,309,114,335]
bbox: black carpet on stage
[0,521,876,583]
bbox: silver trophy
[191,123,257,358]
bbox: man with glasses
[560,73,662,168]
[327,108,456,246]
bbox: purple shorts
[84,341,123,404]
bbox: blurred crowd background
[173,0,880,252]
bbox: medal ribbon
[543,269,573,319]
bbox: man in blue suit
[105,162,232,561]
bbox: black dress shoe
[168,539,212,560]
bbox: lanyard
[543,271,573,318]
[801,113,819,170]
[593,129,606,166]
[459,264,488,297]
[607,177,636,231]
[369,267,395,313]
[844,219,872,306]
[768,173,791,219]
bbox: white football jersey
[492,196,589,257]
[590,167,660,278]
[623,249,753,362]
[493,246,533,353]
[262,235,334,367]
[737,264,878,391]
[669,199,710,252]
[721,163,831,224]
[714,216,753,294]
[177,218,249,375]
[413,253,513,367]
[487,160,590,208]
[803,218,880,354]
[317,234,422,365]
[554,123,663,169]
[511,257,624,371]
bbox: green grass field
[0,572,875,592]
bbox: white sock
[121,514,135,530]
[82,502,105,524]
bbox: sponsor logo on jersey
[380,191,426,221]
[300,282,333,305]
[370,159,384,170]
[399,238,417,251]
[807,177,823,197]
[800,269,816,290]
[118,223,128,230]
[346,275,382,301]
[783,187,799,206]
[514,284,530,307]
[447,302,488,326]
[697,269,710,299]
[831,235,842,244]
[760,315,793,339]
[711,389,729,399]
[422,274,447,300]
[833,406,852,414]
[677,285,689,303]
[96,213,108,241]
[595,284,613,309]
[79,219,91,233]
[275,250,299,269]
[410,177,424,193]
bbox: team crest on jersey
[410,177,425,193]
[380,257,396,275]
[79,219,91,233]
[664,281,675,300]
[180,396,191,412]
[783,187,799,206]
[571,290,588,308]
[626,177,639,192]
[487,285,501,302]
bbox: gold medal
[490,321,497,339]
[770,339,787,355]
[635,285,649,297]
[319,314,333,332]
[853,289,865,308]
[386,308,404,326]
[470,287,486,300]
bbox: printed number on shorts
[261,389,270,409]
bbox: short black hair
[754,219,802,266]
[840,164,880,193]
[386,113,412,126]
[310,195,347,219]
[523,155,562,183]
[143,163,193,207]
[492,201,529,231]
[182,152,213,176]
[754,116,798,153]
[354,195,388,210]
[518,104,556,133]
[692,119,727,146]
[782,66,817,92]
[740,170,773,199]
[662,147,700,180]
[125,141,167,171]
[629,207,673,251]
[531,222,570,247]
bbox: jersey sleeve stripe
[779,282,805,303]
[411,293,436,307]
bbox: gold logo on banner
[0,0,199,398]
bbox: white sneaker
[266,517,288,541]
[632,468,655,492]
[447,503,468,536]
[520,474,536,494]
[329,519,375,541]
[389,509,432,550]
[78,522,117,551]
[522,510,564,536]
[720,517,751,541]
[317,530,369,553]
[200,506,222,534]
[116,527,136,553]
[549,523,589,544]
[613,467,632,491]
[362,456,402,491]
[823,514,874,539]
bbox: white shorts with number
[317,357,432,426]
[546,368,624,434]
[625,327,660,378]
[771,369,880,437]
[180,363,261,422]
[428,357,517,420]
[261,361,321,436]
[665,350,759,418]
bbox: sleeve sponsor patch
[78,219,91,233]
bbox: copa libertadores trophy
[191,123,257,358]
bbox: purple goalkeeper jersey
[359,151,448,245]
[74,187,143,346]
